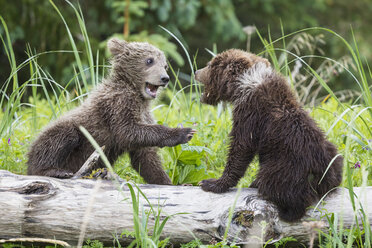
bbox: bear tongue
[146,83,158,98]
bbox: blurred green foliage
[1,89,371,187]
[1,0,372,90]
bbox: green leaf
[181,165,214,184]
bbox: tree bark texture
[0,170,371,246]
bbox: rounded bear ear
[262,58,271,67]
[107,38,129,56]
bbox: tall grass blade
[49,0,89,90]
[65,1,97,87]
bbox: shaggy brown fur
[195,49,343,222]
[27,38,195,184]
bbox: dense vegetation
[0,0,371,247]
[1,0,372,88]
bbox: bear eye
[164,65,169,71]
[146,58,154,65]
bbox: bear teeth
[145,82,159,98]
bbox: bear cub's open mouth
[145,82,160,98]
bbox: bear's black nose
[161,76,170,84]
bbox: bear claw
[199,179,229,193]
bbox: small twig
[123,0,130,38]
[0,238,70,247]
[72,146,105,179]
[72,146,126,184]
[242,25,256,52]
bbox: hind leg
[255,164,316,222]
[274,181,315,222]
[276,198,307,222]
[129,147,172,185]
[27,122,81,178]
[317,141,343,196]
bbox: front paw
[163,128,196,147]
[177,128,196,144]
[199,179,229,193]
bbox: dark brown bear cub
[27,38,195,184]
[195,49,343,222]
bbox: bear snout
[194,69,201,81]
[161,75,170,85]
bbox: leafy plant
[180,239,202,248]
[167,143,214,185]
[83,239,104,248]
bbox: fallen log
[0,170,371,247]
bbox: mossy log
[0,170,371,247]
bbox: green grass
[1,2,372,247]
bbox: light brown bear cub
[27,38,195,184]
[196,49,343,221]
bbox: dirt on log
[0,170,371,246]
